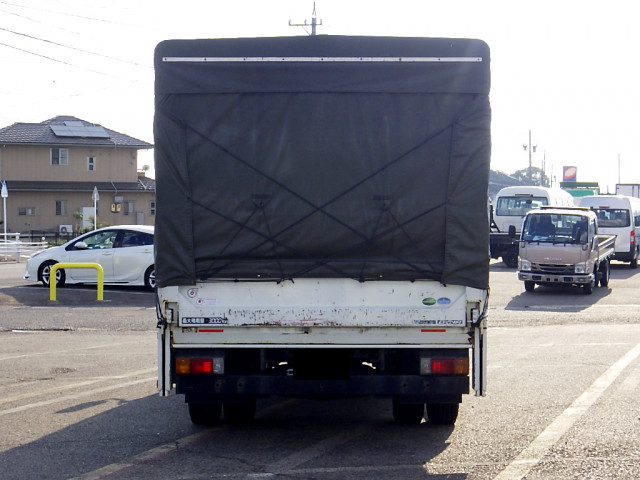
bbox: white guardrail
[1,234,48,262]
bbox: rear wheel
[502,247,519,268]
[392,397,425,425]
[524,280,535,292]
[599,260,610,287]
[630,249,638,269]
[188,402,222,425]
[40,261,65,287]
[426,403,459,425]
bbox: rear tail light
[631,229,635,246]
[175,357,224,374]
[420,357,469,375]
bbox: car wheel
[524,280,535,292]
[144,265,156,291]
[39,261,66,287]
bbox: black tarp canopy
[154,36,491,289]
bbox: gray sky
[1,0,639,192]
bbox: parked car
[24,225,155,290]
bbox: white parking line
[15,285,153,295]
[0,340,150,362]
[0,371,155,416]
[507,304,640,311]
[493,341,640,480]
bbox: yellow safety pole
[49,263,104,301]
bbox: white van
[492,186,575,234]
[579,195,640,268]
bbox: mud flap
[472,319,487,396]
[157,325,172,397]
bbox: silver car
[24,225,155,290]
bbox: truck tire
[188,402,222,425]
[502,247,519,268]
[223,398,256,424]
[426,403,459,425]
[392,397,425,425]
[630,248,638,269]
[599,260,610,287]
[524,281,535,292]
[583,276,595,294]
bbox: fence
[1,233,49,262]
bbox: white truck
[153,36,491,426]
[579,195,640,268]
[517,207,616,294]
[490,186,575,267]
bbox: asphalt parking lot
[2,259,640,480]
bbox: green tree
[511,166,550,187]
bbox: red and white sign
[563,166,577,181]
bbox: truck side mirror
[508,225,516,238]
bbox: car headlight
[518,258,531,271]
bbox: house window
[51,148,69,165]
[55,200,68,216]
[19,207,36,216]
[123,201,135,215]
[87,156,96,171]
[149,201,156,216]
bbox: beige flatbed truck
[517,207,616,294]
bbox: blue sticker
[437,297,451,305]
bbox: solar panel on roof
[50,123,110,138]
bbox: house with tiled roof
[0,116,154,236]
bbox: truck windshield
[495,196,547,216]
[522,214,588,244]
[590,208,630,228]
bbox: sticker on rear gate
[181,317,228,325]
[414,319,465,326]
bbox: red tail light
[631,229,635,246]
[422,357,469,375]
[175,357,224,374]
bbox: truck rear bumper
[518,272,592,285]
[177,374,468,403]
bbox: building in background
[0,116,154,237]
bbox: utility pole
[523,130,537,185]
[289,2,322,35]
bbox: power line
[0,25,150,68]
[0,40,135,79]
[0,0,138,28]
